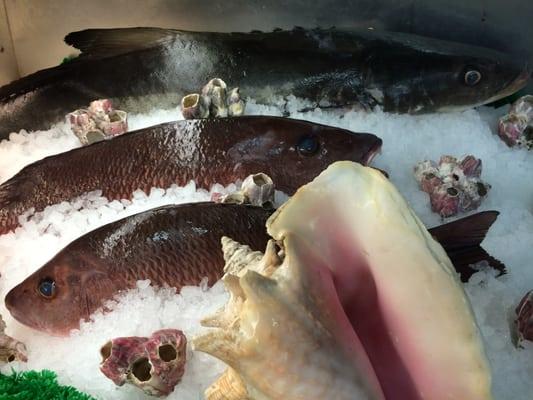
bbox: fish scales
[0,116,381,234]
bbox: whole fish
[0,116,381,234]
[5,202,504,336]
[6,203,273,336]
[0,27,529,140]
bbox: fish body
[0,27,529,139]
[5,202,503,336]
[0,116,381,234]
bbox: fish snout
[5,287,18,312]
[507,62,531,94]
[362,136,383,166]
[5,286,32,323]
[517,62,531,84]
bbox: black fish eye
[464,70,482,86]
[297,135,320,156]
[38,278,56,299]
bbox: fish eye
[464,69,482,86]
[38,278,56,299]
[297,135,320,156]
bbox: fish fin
[81,271,118,319]
[64,27,181,59]
[428,211,506,282]
[0,166,38,233]
[444,246,506,283]
[0,61,82,102]
[0,177,21,206]
[1,27,182,100]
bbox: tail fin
[0,169,33,235]
[428,211,506,282]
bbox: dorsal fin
[64,27,182,59]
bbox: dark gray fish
[4,203,504,336]
[0,116,381,234]
[0,27,529,140]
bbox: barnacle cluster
[414,155,490,218]
[99,329,186,397]
[67,99,128,145]
[213,173,275,208]
[498,95,533,150]
[181,78,246,119]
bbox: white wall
[4,0,330,78]
[0,0,18,86]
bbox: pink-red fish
[5,202,503,336]
[0,116,381,234]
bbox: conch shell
[193,161,493,400]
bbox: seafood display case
[0,1,531,400]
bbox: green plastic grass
[60,54,79,65]
[0,370,96,400]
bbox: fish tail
[429,211,506,282]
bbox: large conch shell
[193,161,493,400]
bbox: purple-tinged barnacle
[413,160,438,188]
[88,99,114,118]
[67,99,128,145]
[100,329,187,397]
[498,95,533,150]
[420,172,443,194]
[460,155,482,177]
[515,291,533,345]
[98,110,128,137]
[67,109,97,145]
[414,155,489,218]
[429,184,461,218]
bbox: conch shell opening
[193,161,493,400]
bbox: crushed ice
[0,99,532,399]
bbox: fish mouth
[5,288,70,337]
[486,63,531,105]
[500,63,530,98]
[362,138,383,166]
[4,292,39,331]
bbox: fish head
[363,35,530,113]
[229,117,382,194]
[5,251,113,336]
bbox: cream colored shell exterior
[194,161,493,400]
